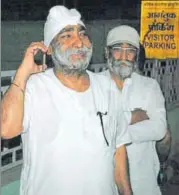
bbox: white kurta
[102,70,167,195]
[20,68,131,195]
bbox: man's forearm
[1,68,29,138]
[115,146,132,195]
[115,164,132,195]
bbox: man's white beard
[108,58,135,80]
[51,43,92,74]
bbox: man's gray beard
[108,58,135,80]
[51,43,92,75]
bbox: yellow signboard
[140,1,179,59]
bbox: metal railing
[1,70,16,95]
[1,58,179,172]
[1,70,22,172]
[142,59,179,108]
[1,146,23,172]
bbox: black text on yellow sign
[140,1,179,59]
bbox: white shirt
[102,70,167,195]
[20,68,131,195]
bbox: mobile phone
[43,53,46,66]
[34,51,46,66]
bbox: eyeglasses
[110,46,137,58]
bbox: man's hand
[13,41,49,89]
[17,41,48,80]
[130,108,149,125]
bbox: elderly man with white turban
[102,25,167,195]
[1,6,132,195]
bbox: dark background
[2,0,141,20]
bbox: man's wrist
[13,66,31,90]
[117,184,132,195]
[120,189,132,195]
[123,188,133,195]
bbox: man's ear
[47,45,53,55]
[104,47,109,59]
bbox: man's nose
[72,34,83,48]
[121,50,127,60]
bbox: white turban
[106,25,140,49]
[44,5,85,47]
